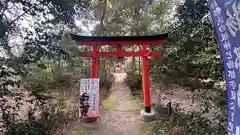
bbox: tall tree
[91,0,172,73]
[0,0,92,99]
[149,0,223,86]
[0,0,90,71]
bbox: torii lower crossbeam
[79,51,160,57]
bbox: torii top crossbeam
[71,33,168,57]
[71,33,168,45]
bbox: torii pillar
[141,44,151,113]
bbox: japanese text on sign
[80,78,100,118]
[208,0,240,135]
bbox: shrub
[100,74,115,90]
[4,105,69,135]
[125,72,142,90]
[153,107,226,135]
[24,70,56,92]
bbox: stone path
[91,72,143,135]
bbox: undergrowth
[125,72,227,135]
[1,67,78,135]
[153,108,226,135]
[124,72,142,99]
[1,63,115,135]
[2,102,71,135]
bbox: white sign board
[79,78,100,118]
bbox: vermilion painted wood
[141,44,151,112]
[77,40,164,45]
[117,44,123,52]
[79,51,161,57]
[91,45,98,78]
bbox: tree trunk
[138,46,141,76]
[103,57,107,78]
[132,45,136,73]
[98,0,107,36]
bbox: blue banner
[208,0,240,134]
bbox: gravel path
[91,73,143,135]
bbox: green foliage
[149,0,223,86]
[0,66,21,96]
[153,110,226,135]
[100,74,115,90]
[1,0,90,70]
[0,1,91,135]
[0,1,90,126]
[24,70,56,92]
[4,105,70,135]
[125,72,142,90]
[124,72,143,100]
[23,63,77,96]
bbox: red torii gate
[71,33,168,113]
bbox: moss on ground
[101,88,117,110]
[140,123,154,135]
[71,127,90,135]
